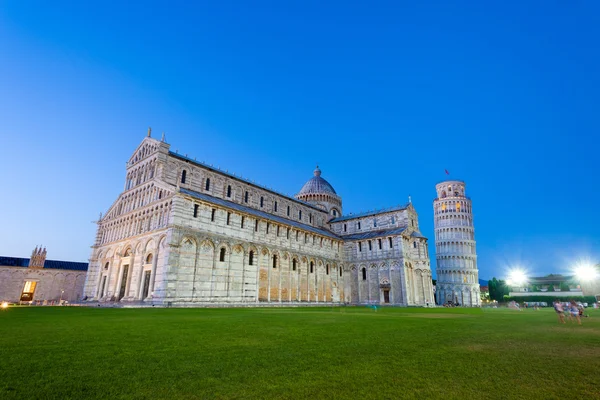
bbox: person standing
[554,300,566,324]
[569,300,582,325]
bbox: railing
[434,195,471,201]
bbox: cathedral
[83,131,434,306]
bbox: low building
[479,285,489,301]
[509,274,584,297]
[0,247,88,304]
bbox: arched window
[326,264,329,275]
[249,250,254,266]
[339,267,343,277]
[413,242,417,248]
[181,170,187,184]
[456,202,461,211]
[260,197,264,208]
[272,255,277,268]
[244,191,249,203]
[219,248,226,262]
[227,185,232,198]
[287,206,290,216]
[310,262,314,273]
[205,178,211,191]
[274,201,278,212]
[299,210,302,220]
[146,254,153,264]
[292,259,297,271]
[362,268,367,280]
[441,191,446,198]
[124,248,132,257]
[104,262,109,270]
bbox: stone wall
[0,267,86,303]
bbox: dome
[298,166,337,196]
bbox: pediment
[128,137,161,167]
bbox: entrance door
[100,276,107,297]
[142,270,151,299]
[383,290,390,304]
[118,265,129,300]
[20,281,37,302]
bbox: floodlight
[1,302,8,309]
[574,264,599,281]
[508,269,527,286]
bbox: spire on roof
[161,132,165,142]
[314,165,321,177]
[147,127,151,137]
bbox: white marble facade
[83,133,434,306]
[433,180,480,307]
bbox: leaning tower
[433,180,480,306]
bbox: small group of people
[553,300,586,325]
[443,301,460,308]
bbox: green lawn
[1,306,599,400]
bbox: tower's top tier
[435,180,467,200]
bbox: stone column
[376,265,381,305]
[421,271,427,304]
[241,250,246,302]
[367,267,371,304]
[267,254,271,303]
[136,262,147,300]
[356,268,361,304]
[148,248,159,296]
[95,263,104,299]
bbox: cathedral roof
[297,166,337,196]
[341,227,407,241]
[329,203,410,223]
[180,188,342,240]
[170,152,326,213]
[410,231,426,238]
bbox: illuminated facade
[82,132,434,306]
[433,180,480,306]
[0,247,88,304]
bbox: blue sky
[1,1,598,280]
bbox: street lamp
[59,290,65,305]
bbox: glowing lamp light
[508,269,527,286]
[1,302,8,309]
[574,264,599,281]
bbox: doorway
[20,281,37,302]
[383,290,390,304]
[118,265,129,300]
[100,276,107,297]
[142,270,151,299]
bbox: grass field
[1,306,599,400]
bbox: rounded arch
[122,246,133,257]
